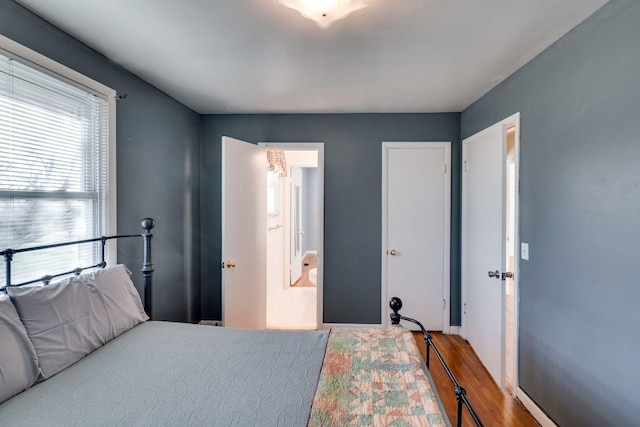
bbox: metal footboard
[390,297,484,427]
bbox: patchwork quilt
[309,326,448,426]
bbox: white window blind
[0,51,109,286]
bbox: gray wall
[461,0,640,424]
[201,113,461,324]
[302,167,318,255]
[0,0,202,323]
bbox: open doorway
[262,144,324,330]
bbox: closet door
[383,142,451,331]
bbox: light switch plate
[521,242,529,260]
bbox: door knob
[488,270,500,279]
[226,260,237,268]
[502,272,513,280]
[298,230,305,235]
[389,249,397,256]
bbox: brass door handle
[389,249,397,256]
[299,230,305,235]
[226,260,237,268]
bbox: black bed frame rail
[390,297,484,427]
[1,218,155,318]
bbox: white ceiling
[15,0,608,114]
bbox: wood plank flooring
[412,332,539,427]
[292,253,317,287]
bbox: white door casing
[222,136,267,329]
[382,142,451,331]
[290,166,303,285]
[462,122,507,387]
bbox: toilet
[309,268,317,286]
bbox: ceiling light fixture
[279,0,371,29]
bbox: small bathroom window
[267,171,280,216]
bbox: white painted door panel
[462,125,505,386]
[386,147,446,331]
[222,136,266,329]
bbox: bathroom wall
[266,172,286,310]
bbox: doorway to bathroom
[261,144,324,330]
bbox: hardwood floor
[292,253,317,287]
[412,332,539,427]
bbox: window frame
[0,34,117,265]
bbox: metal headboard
[0,218,155,318]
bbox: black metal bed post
[100,237,107,268]
[389,297,484,427]
[141,218,155,319]
[3,249,14,289]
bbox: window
[267,171,280,216]
[0,42,115,286]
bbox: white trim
[107,90,117,265]
[516,388,558,427]
[381,141,451,332]
[0,34,117,264]
[322,323,383,330]
[0,34,115,97]
[511,113,521,394]
[303,250,318,258]
[260,142,324,329]
[447,326,460,335]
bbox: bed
[0,218,482,426]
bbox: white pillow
[7,278,110,380]
[86,264,149,340]
[0,294,41,403]
[7,265,148,380]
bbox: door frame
[260,142,325,328]
[506,119,521,395]
[381,141,451,331]
[461,112,520,391]
[289,166,304,285]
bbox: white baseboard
[199,320,222,326]
[447,326,460,335]
[322,323,382,330]
[516,387,557,427]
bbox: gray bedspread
[0,321,329,426]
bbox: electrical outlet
[521,242,529,260]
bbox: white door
[462,123,506,387]
[383,142,451,331]
[289,166,303,285]
[222,136,267,329]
